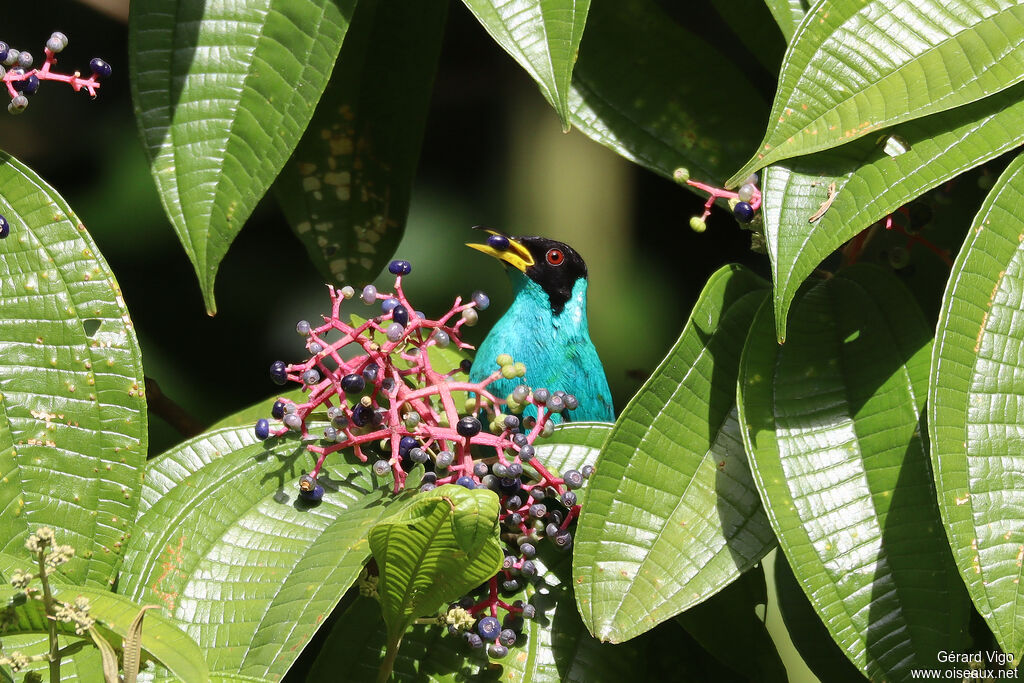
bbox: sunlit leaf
[930,151,1024,656]
[461,0,590,129]
[130,0,358,313]
[729,0,1024,185]
[0,153,147,587]
[574,265,775,643]
[761,82,1024,340]
[738,265,970,680]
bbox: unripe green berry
[689,216,706,233]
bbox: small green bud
[689,216,707,233]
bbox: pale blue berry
[472,290,490,310]
[386,322,404,342]
[361,284,377,304]
[373,459,391,476]
[296,320,311,335]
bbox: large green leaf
[763,0,809,43]
[762,82,1024,340]
[573,265,776,643]
[738,265,970,680]
[728,0,1024,186]
[130,0,358,313]
[0,153,147,588]
[370,485,503,660]
[930,151,1024,656]
[273,0,447,286]
[307,420,651,682]
[0,553,206,683]
[461,0,590,130]
[118,424,406,680]
[569,0,768,183]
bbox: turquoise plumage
[467,232,614,422]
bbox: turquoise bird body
[468,232,614,422]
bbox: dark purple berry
[351,402,372,427]
[502,554,516,571]
[340,373,365,394]
[392,304,409,327]
[22,74,39,96]
[552,529,573,549]
[487,234,510,251]
[477,616,501,641]
[498,629,517,647]
[254,419,270,440]
[733,201,755,223]
[398,436,418,455]
[563,469,584,489]
[529,504,546,519]
[299,483,325,502]
[361,363,379,383]
[545,522,560,538]
[0,43,8,63]
[520,542,536,558]
[501,578,521,593]
[457,416,481,437]
[455,476,476,489]
[388,259,411,275]
[459,359,472,374]
[0,215,9,239]
[507,462,524,477]
[521,604,537,619]
[271,400,285,419]
[488,643,509,659]
[520,560,537,578]
[89,57,112,79]
[465,633,484,649]
[269,360,288,385]
[561,491,578,507]
[473,461,489,478]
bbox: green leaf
[675,565,787,683]
[762,82,1024,340]
[130,0,358,313]
[569,0,769,183]
[370,485,503,653]
[573,265,776,643]
[708,0,788,73]
[728,0,1024,186]
[0,577,208,683]
[763,0,809,43]
[737,265,970,680]
[273,0,447,286]
[118,424,406,679]
[930,151,1024,656]
[89,626,121,683]
[0,152,147,587]
[461,0,590,130]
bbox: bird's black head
[467,229,588,315]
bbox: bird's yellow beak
[465,227,535,273]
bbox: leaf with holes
[761,81,1024,340]
[930,151,1024,656]
[738,265,970,680]
[118,424,407,679]
[370,484,503,659]
[0,153,147,588]
[763,0,809,43]
[569,0,768,183]
[130,0,358,313]
[274,0,447,286]
[461,0,590,130]
[574,264,775,643]
[728,0,1024,186]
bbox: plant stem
[35,552,60,682]
[144,377,205,437]
[377,637,401,683]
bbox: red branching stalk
[4,47,103,100]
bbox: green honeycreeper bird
[467,229,614,422]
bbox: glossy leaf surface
[274,0,447,286]
[930,152,1024,656]
[130,0,357,312]
[119,424,405,679]
[574,265,775,643]
[761,82,1024,340]
[461,0,590,129]
[763,0,809,42]
[0,153,147,588]
[738,265,970,680]
[729,0,1024,185]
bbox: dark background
[1,1,764,455]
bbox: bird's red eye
[546,249,564,266]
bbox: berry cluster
[0,32,110,115]
[673,167,762,232]
[256,259,593,660]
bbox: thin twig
[144,377,205,438]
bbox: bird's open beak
[465,227,534,273]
